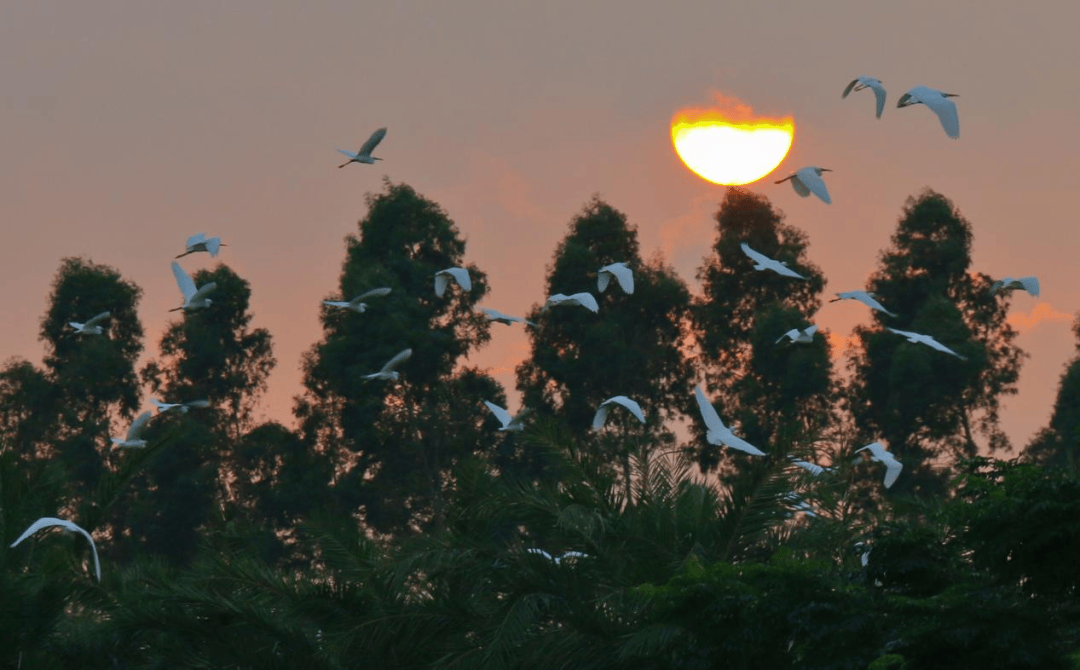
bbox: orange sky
[2,1,1079,451]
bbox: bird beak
[945,93,959,97]
[820,168,832,172]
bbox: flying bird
[324,287,392,313]
[693,386,765,456]
[176,232,226,259]
[775,325,818,345]
[842,76,887,118]
[592,395,646,430]
[855,441,903,488]
[543,292,599,314]
[990,276,1039,297]
[740,242,806,279]
[481,308,536,327]
[597,262,634,294]
[775,166,833,204]
[362,348,412,381]
[434,267,472,296]
[111,410,153,448]
[525,548,588,565]
[830,291,897,317]
[150,398,211,414]
[69,311,110,335]
[783,492,818,518]
[337,127,387,167]
[170,261,216,312]
[10,517,101,581]
[897,85,960,139]
[789,455,830,476]
[886,327,966,360]
[483,401,530,431]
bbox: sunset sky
[3,1,1079,450]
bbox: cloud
[1006,302,1073,333]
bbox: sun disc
[671,111,794,186]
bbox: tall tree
[1024,313,1080,473]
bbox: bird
[150,398,211,414]
[543,292,599,313]
[842,76,887,118]
[693,386,765,456]
[775,325,818,345]
[176,232,226,259]
[481,308,536,327]
[362,348,412,381]
[69,311,110,335]
[337,127,387,167]
[897,85,960,139]
[774,166,833,204]
[783,492,818,518]
[830,291,897,317]
[324,287,392,313]
[886,327,966,360]
[111,410,153,448]
[170,261,216,312]
[855,441,903,488]
[434,267,472,296]
[990,276,1039,297]
[597,262,634,294]
[10,517,101,581]
[789,455,830,476]
[740,242,806,279]
[592,395,646,430]
[483,401,530,431]
[525,548,588,565]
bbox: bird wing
[205,237,222,257]
[693,386,724,435]
[591,403,612,430]
[434,273,449,297]
[149,398,175,412]
[171,261,197,300]
[885,326,915,339]
[569,293,599,313]
[186,232,206,248]
[740,242,771,265]
[868,79,887,118]
[989,280,1005,295]
[600,262,634,294]
[797,168,832,204]
[184,400,211,409]
[357,287,392,301]
[859,294,893,314]
[380,348,412,373]
[484,400,513,428]
[597,270,612,292]
[336,149,359,160]
[84,311,111,327]
[719,428,766,456]
[775,263,807,279]
[921,94,959,139]
[924,336,966,359]
[803,325,819,338]
[610,396,645,423]
[189,282,217,303]
[357,127,387,156]
[443,267,472,291]
[776,329,798,344]
[789,176,812,198]
[10,517,101,581]
[842,78,860,98]
[882,458,903,488]
[324,300,350,308]
[525,548,554,561]
[1019,276,1040,296]
[790,458,824,476]
[127,410,153,440]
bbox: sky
[3,1,1079,451]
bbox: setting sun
[671,108,794,185]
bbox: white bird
[525,548,588,565]
[775,325,818,345]
[543,292,599,314]
[597,262,634,294]
[10,517,101,581]
[170,261,216,312]
[150,398,211,414]
[434,267,472,297]
[481,308,536,327]
[783,493,818,518]
[483,401,530,431]
[886,327,966,360]
[789,456,829,476]
[842,76,887,118]
[774,166,833,204]
[592,395,646,430]
[855,441,903,488]
[897,85,960,139]
[176,232,225,259]
[324,287,392,313]
[337,127,387,167]
[69,311,110,335]
[830,291,897,317]
[693,386,765,456]
[740,242,806,279]
[990,276,1039,297]
[111,410,153,448]
[362,348,412,381]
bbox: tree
[1024,313,1080,472]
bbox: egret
[525,548,588,565]
[855,441,902,488]
[150,398,210,414]
[886,327,966,360]
[990,276,1039,297]
[830,291,897,317]
[324,287,392,313]
[897,85,959,139]
[775,166,833,204]
[592,395,646,430]
[776,325,818,345]
[597,262,634,294]
[434,267,472,296]
[338,127,387,167]
[170,261,216,312]
[69,311,110,335]
[783,493,818,518]
[10,517,101,581]
[543,292,599,314]
[483,401,530,431]
[481,308,536,327]
[111,410,153,448]
[362,348,412,381]
[693,386,765,456]
[176,233,226,259]
[842,76,887,118]
[740,242,806,279]
[789,456,829,476]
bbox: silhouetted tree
[1024,312,1080,473]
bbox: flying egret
[111,410,153,448]
[324,287,392,313]
[693,386,765,456]
[150,398,210,414]
[170,261,216,312]
[10,517,101,581]
[525,548,588,565]
[897,85,960,139]
[481,308,536,327]
[543,293,599,314]
[783,493,818,518]
[830,291,897,317]
[483,401,530,431]
[362,348,412,381]
[775,325,818,345]
[69,311,111,335]
[597,262,634,294]
[789,456,829,476]
[990,276,1039,297]
[855,441,903,488]
[592,395,646,430]
[842,76,887,118]
[740,242,806,279]
[176,233,226,259]
[886,327,966,360]
[775,166,833,204]
[434,267,472,296]
[337,127,387,167]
